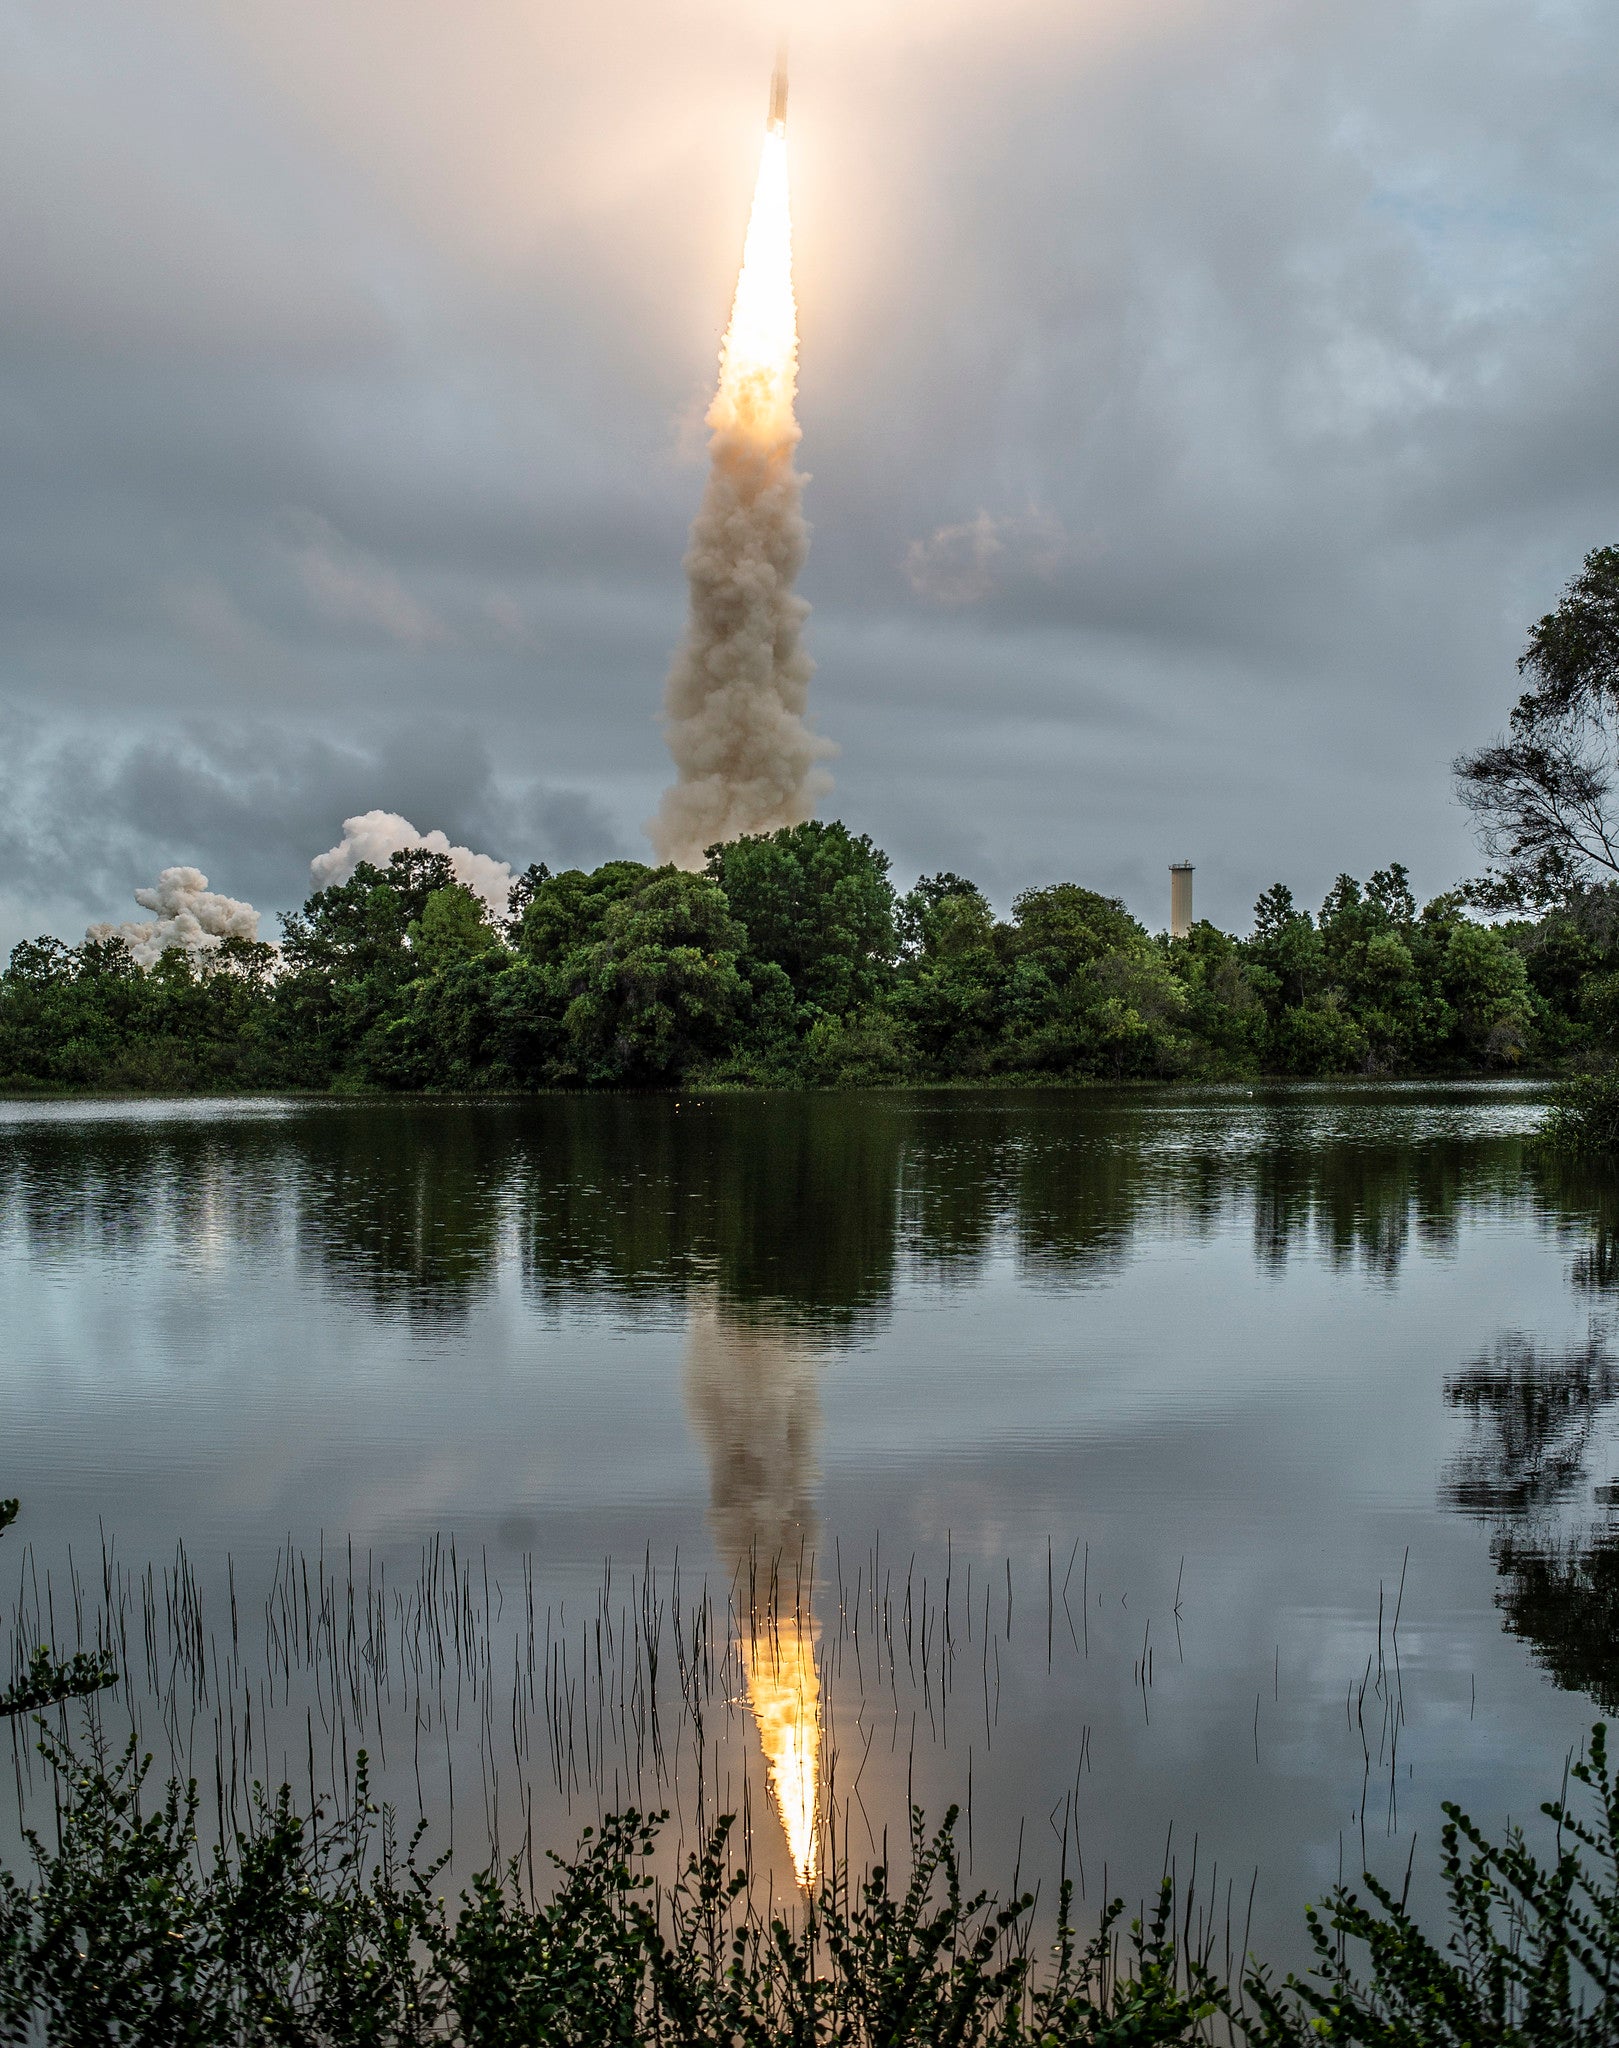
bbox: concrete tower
[1170,862,1194,939]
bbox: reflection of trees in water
[0,1092,1564,1331]
[1444,1336,1619,1515]
[512,1098,903,1336]
[1248,1132,1519,1278]
[1489,1537,1619,1713]
[683,1296,822,1886]
[1443,1333,1619,1712]
[291,1110,506,1326]
[0,1120,285,1264]
[894,1108,1152,1284]
[1529,1152,1619,1299]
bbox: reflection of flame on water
[683,1295,822,1888]
[741,1606,820,1887]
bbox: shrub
[1542,1071,1619,1156]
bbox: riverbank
[0,1065,1565,1102]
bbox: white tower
[1170,862,1194,939]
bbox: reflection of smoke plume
[684,1295,822,1886]
[311,810,512,916]
[649,126,833,869]
[87,867,259,968]
[686,1298,821,1561]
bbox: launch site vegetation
[0,824,1572,1097]
[14,545,1619,1113]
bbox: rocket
[768,46,788,133]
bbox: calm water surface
[5,1082,1617,1960]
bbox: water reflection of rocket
[768,49,788,134]
[684,1295,821,1887]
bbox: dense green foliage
[7,1717,1619,2043]
[1542,1071,1619,1156]
[3,822,1609,1093]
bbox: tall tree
[1456,544,1619,907]
[706,822,896,1020]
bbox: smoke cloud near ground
[311,811,513,915]
[72,804,513,969]
[87,867,260,968]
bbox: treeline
[0,819,1608,1092]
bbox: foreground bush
[0,1732,1216,2046]
[7,1722,1619,2044]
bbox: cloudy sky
[2,0,1616,948]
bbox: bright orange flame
[711,127,798,445]
[743,1611,820,1887]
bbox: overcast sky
[2,0,1616,949]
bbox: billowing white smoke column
[649,122,833,870]
[311,811,513,917]
[683,1294,822,1887]
[87,867,260,969]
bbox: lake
[4,1082,1615,1964]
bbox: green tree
[503,860,552,941]
[1456,543,1619,907]
[998,882,1143,971]
[559,870,749,1084]
[515,862,651,966]
[1245,884,1324,1014]
[362,952,518,1091]
[896,873,992,961]
[408,885,503,976]
[1266,995,1369,1076]
[991,886,1182,1078]
[706,822,897,1021]
[0,933,279,1092]
[1316,870,1429,1068]
[1441,921,1534,1062]
[1163,922,1263,1070]
[272,849,459,1084]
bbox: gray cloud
[0,710,627,944]
[1,0,1616,945]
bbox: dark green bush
[1542,1071,1619,1156]
[0,1733,1217,2046]
[9,1718,1619,2044]
[1243,1722,1619,2044]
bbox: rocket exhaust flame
[649,60,833,870]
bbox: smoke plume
[684,1297,822,1567]
[649,125,834,870]
[87,867,260,968]
[311,810,513,916]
